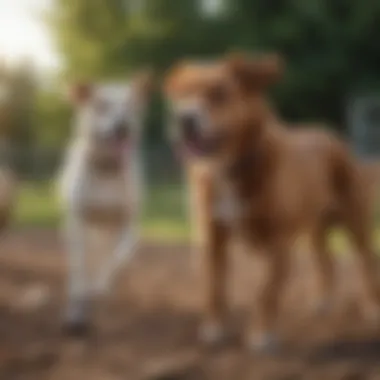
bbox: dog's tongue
[111,139,130,155]
[175,142,200,161]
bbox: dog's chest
[76,165,138,225]
[213,178,242,223]
[83,173,129,207]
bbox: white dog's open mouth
[110,138,130,154]
[93,137,132,166]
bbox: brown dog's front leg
[247,242,290,353]
[199,220,230,345]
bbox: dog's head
[164,53,283,162]
[68,70,153,158]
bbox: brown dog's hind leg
[333,155,380,321]
[310,221,336,316]
[349,225,380,322]
[247,243,290,353]
[343,199,380,322]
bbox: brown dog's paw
[361,302,380,326]
[198,321,226,346]
[246,331,281,355]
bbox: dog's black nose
[178,113,199,140]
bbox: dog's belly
[80,176,131,225]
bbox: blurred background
[2,0,380,245]
[3,2,380,379]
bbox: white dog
[59,72,152,334]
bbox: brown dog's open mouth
[177,137,213,159]
[183,135,207,156]
[179,132,225,160]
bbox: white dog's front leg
[63,212,90,332]
[93,224,139,296]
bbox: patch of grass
[14,181,191,242]
[143,182,190,242]
[13,181,380,248]
[14,182,61,228]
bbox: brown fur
[165,53,380,343]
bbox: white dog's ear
[67,83,93,105]
[132,69,154,103]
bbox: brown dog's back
[275,126,373,234]
[359,160,380,206]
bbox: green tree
[47,0,380,137]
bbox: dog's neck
[88,154,124,176]
[81,141,134,177]
[224,121,283,197]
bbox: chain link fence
[5,94,380,183]
[6,102,380,231]
[348,95,380,160]
[6,143,182,185]
[6,142,187,232]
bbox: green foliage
[0,60,40,175]
[0,0,372,154]
[45,0,380,139]
[34,89,71,147]
[15,180,189,242]
[3,61,37,146]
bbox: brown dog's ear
[68,83,93,105]
[226,52,284,92]
[163,60,193,96]
[133,68,154,101]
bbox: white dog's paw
[198,321,225,345]
[62,298,92,337]
[246,331,280,355]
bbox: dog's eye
[206,84,229,107]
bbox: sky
[0,0,59,70]
[0,0,224,71]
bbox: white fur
[213,175,242,224]
[73,84,142,141]
[59,83,144,324]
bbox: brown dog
[164,53,380,352]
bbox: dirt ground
[1,230,380,380]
